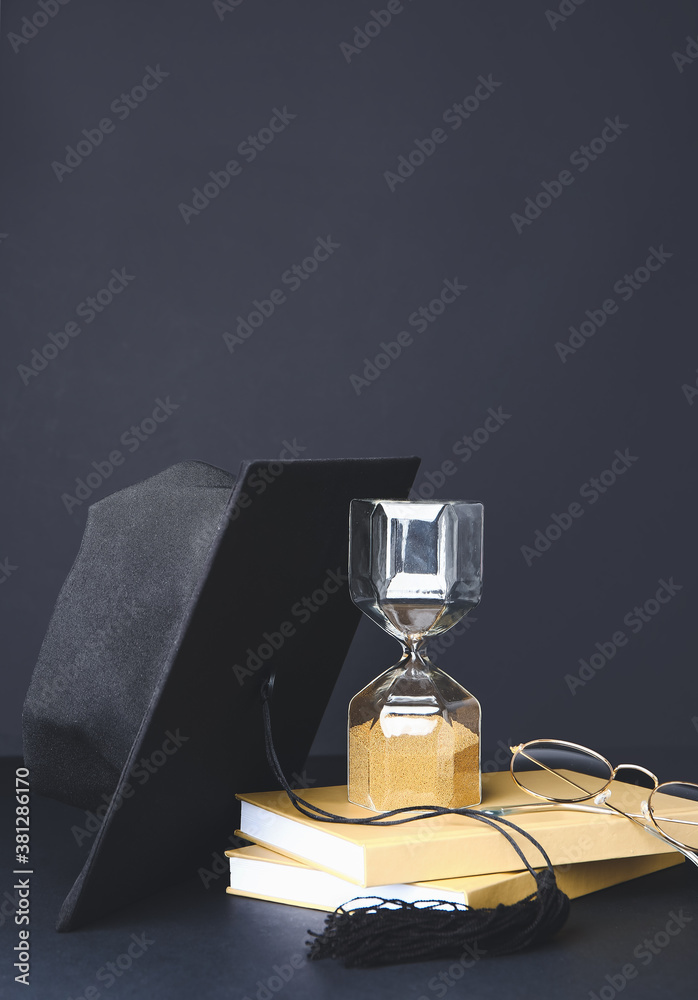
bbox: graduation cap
[22,456,419,930]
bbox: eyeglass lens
[512,741,612,802]
[650,783,698,850]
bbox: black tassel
[307,869,570,968]
[260,676,571,968]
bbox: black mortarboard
[22,456,419,930]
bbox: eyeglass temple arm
[508,747,698,866]
[484,803,630,817]
[627,817,698,867]
[675,845,698,866]
[483,802,698,869]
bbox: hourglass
[347,499,483,812]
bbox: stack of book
[226,771,683,912]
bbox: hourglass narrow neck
[400,640,432,676]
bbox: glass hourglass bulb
[347,500,483,812]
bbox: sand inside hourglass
[349,714,480,811]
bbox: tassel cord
[262,683,555,880]
[259,676,571,967]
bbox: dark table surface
[2,752,697,1000]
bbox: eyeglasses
[482,739,698,868]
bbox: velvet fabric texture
[22,456,419,930]
[24,461,235,811]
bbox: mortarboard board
[22,455,419,930]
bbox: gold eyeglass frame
[504,738,698,865]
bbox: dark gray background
[1,0,697,770]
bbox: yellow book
[236,772,685,887]
[225,843,683,913]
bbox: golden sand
[349,714,480,811]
